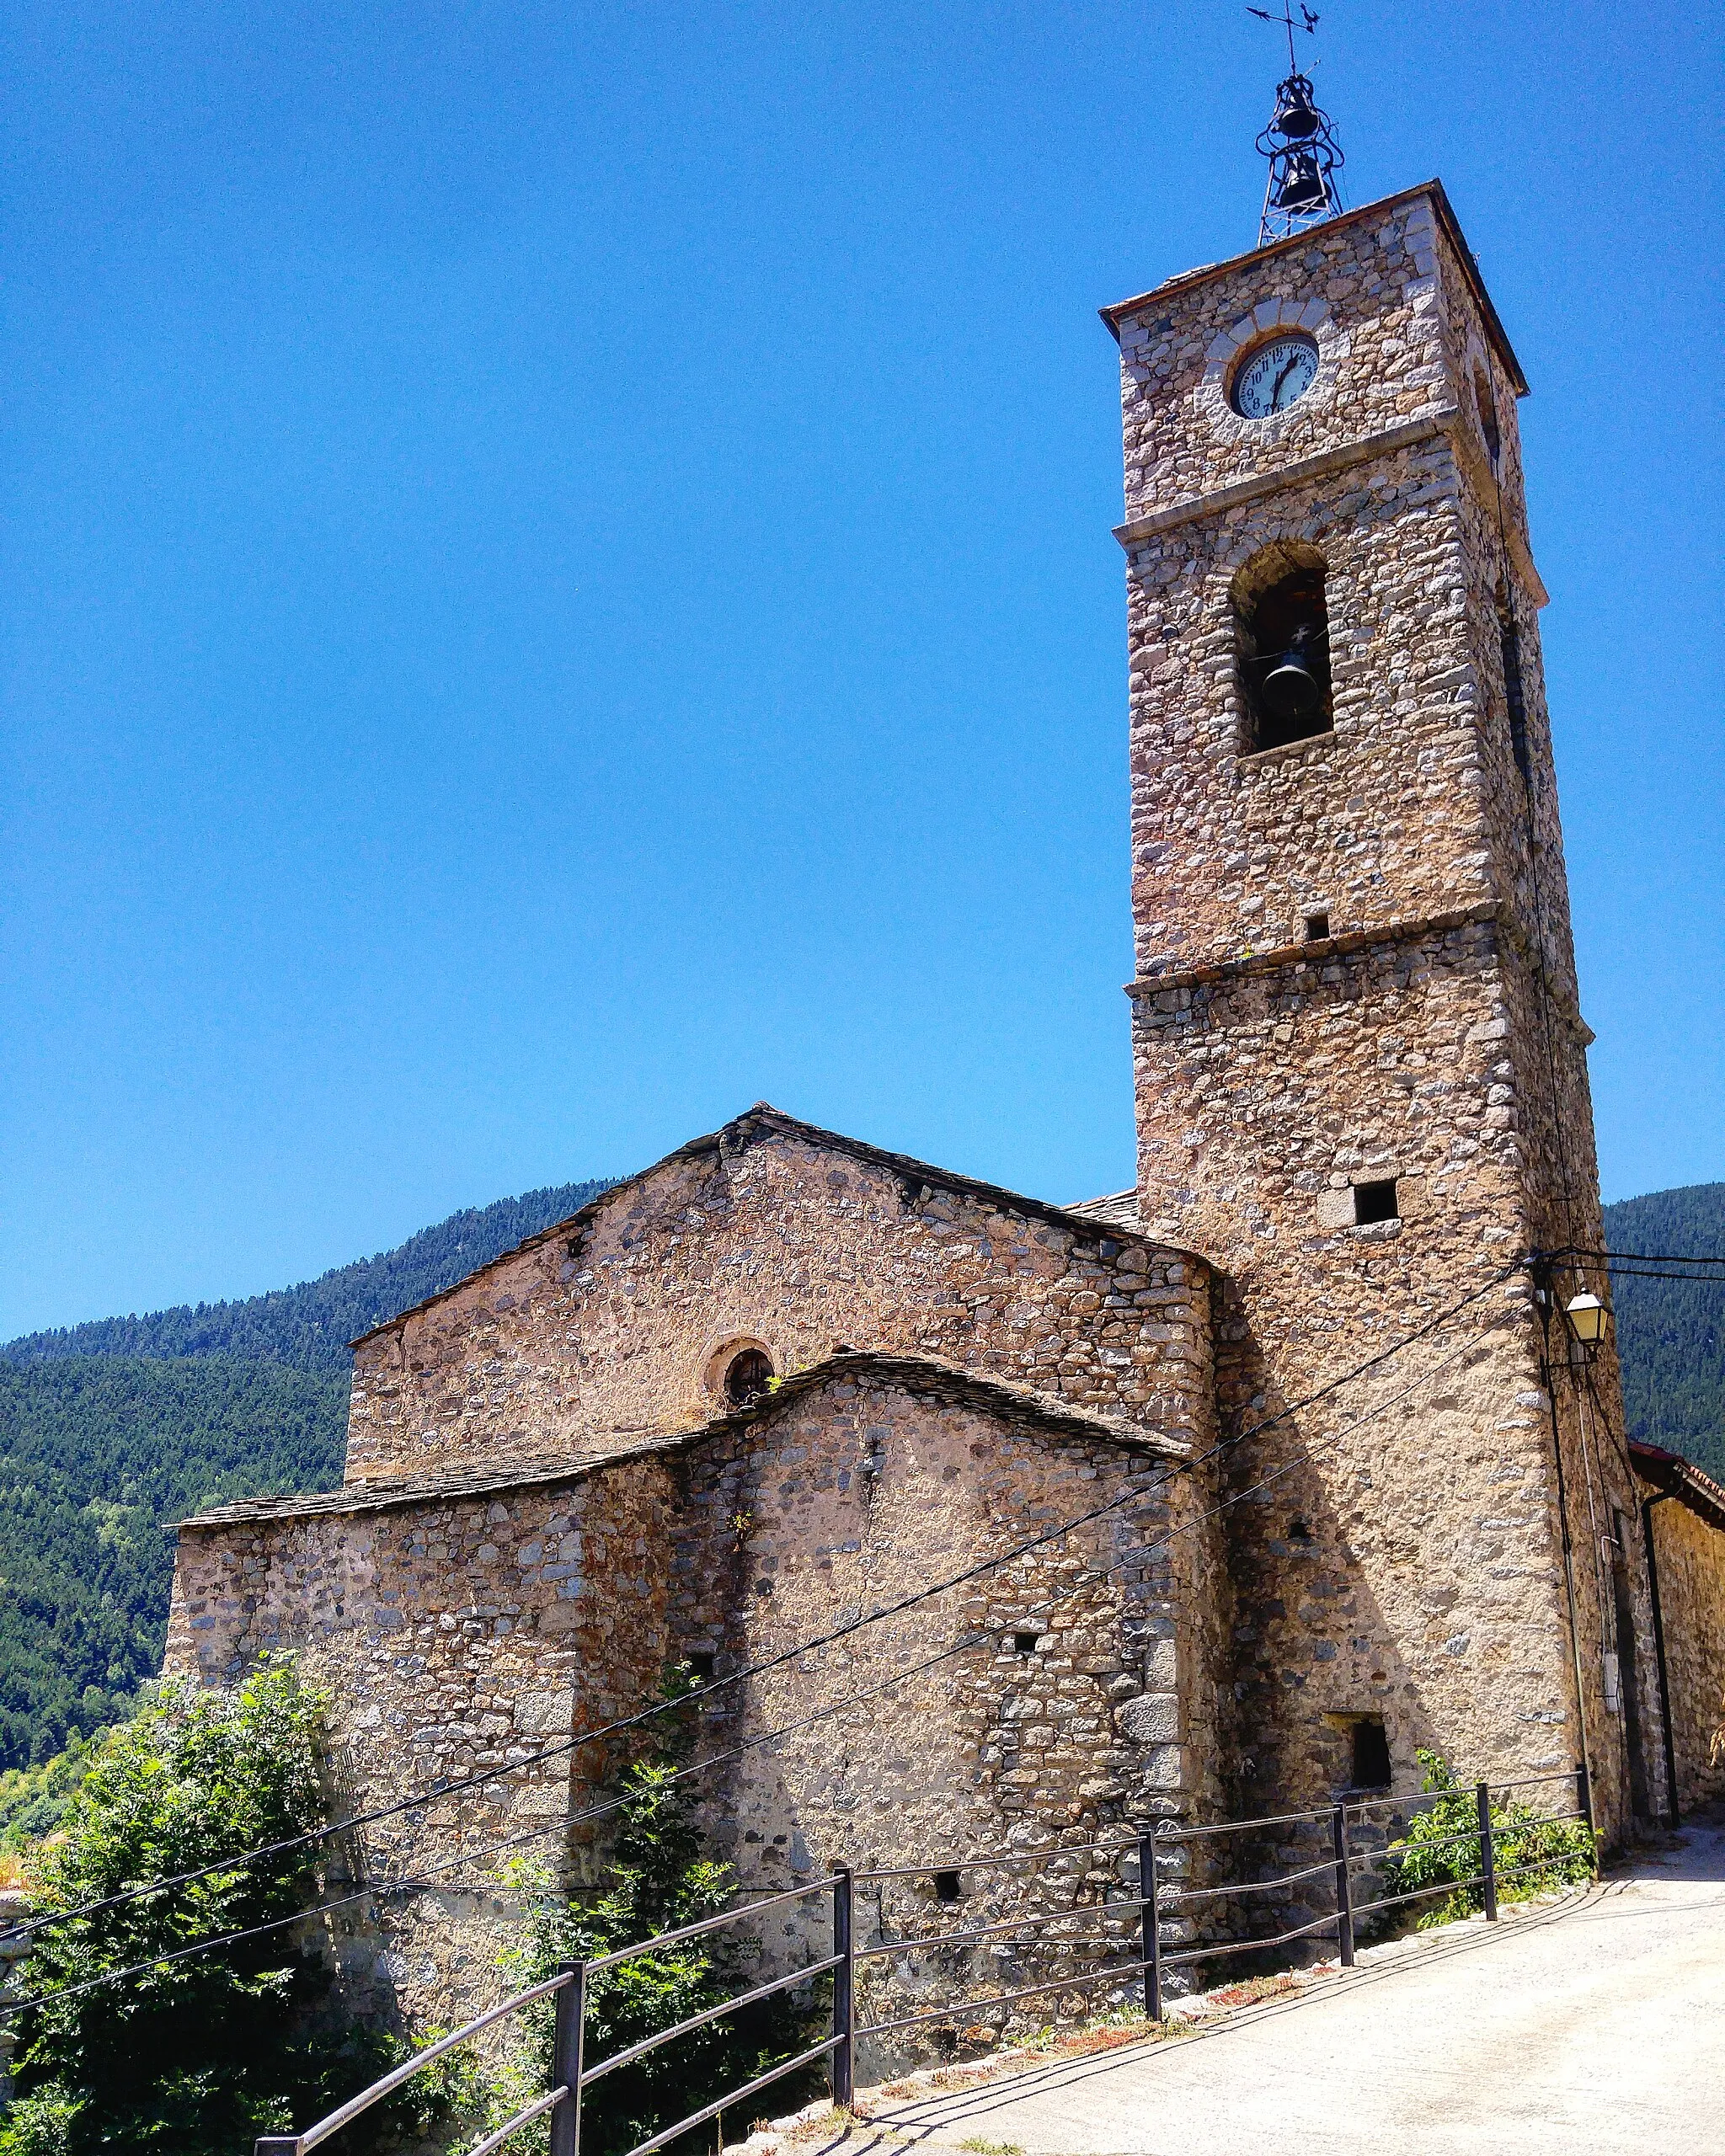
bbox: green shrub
[0,1657,460,2156]
[462,1673,827,2156]
[1386,1749,1596,1928]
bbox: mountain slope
[0,1176,617,1769]
[2,1178,616,1371]
[0,1356,348,1768]
[1602,1183,1725,1482]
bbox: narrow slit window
[1353,1179,1399,1226]
[1351,1718,1392,1790]
[1499,601,1531,782]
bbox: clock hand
[1270,355,1300,410]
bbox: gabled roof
[349,1102,1192,1349]
[1631,1438,1725,1538]
[1067,1190,1145,1232]
[174,1348,1188,1529]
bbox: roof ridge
[348,1105,1194,1350]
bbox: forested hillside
[0,1177,615,1769]
[4,1179,615,1371]
[1602,1182,1725,1481]
[0,1358,347,1770]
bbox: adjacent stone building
[166,179,1725,2040]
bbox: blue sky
[3,1,1719,1338]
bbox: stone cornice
[1114,413,1449,549]
[1125,900,1594,1045]
[1112,409,1548,611]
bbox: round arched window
[724,1348,775,1406]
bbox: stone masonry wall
[1130,921,1589,1827]
[344,1113,1212,1488]
[1642,1493,1725,1813]
[166,1363,1210,2050]
[165,1449,681,2031]
[665,1369,1205,2068]
[1113,188,1497,524]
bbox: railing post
[830,1865,855,2111]
[1575,1758,1594,1852]
[550,1960,585,2156]
[1476,1781,1498,1922]
[1332,1806,1354,1968]
[1138,1827,1162,2022]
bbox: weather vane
[1248,3,1345,246]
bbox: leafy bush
[1386,1749,1596,1928]
[463,1678,827,2156]
[0,1657,457,2156]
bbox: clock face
[1231,334,1320,419]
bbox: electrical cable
[6,1257,1525,1950]
[0,1271,1517,2018]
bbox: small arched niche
[1231,541,1334,753]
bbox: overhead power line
[3,1258,1525,1952]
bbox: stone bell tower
[1101,183,1659,1843]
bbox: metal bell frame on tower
[1256,69,1343,245]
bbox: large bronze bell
[1272,84,1322,139]
[1274,151,1328,212]
[1259,636,1324,723]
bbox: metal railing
[254,1763,1594,2156]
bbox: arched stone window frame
[1196,296,1350,448]
[1225,535,1337,756]
[703,1335,777,1406]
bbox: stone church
[167,179,1725,2031]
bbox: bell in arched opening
[1233,549,1334,753]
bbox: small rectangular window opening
[1304,911,1330,942]
[933,1870,963,1903]
[686,1652,716,1681]
[1353,1179,1399,1226]
[1012,1630,1039,1656]
[1351,1718,1392,1791]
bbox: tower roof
[1101,179,1528,398]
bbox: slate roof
[174,1348,1188,1532]
[1066,1190,1146,1232]
[1631,1438,1725,1539]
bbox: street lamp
[1564,1293,1609,1355]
